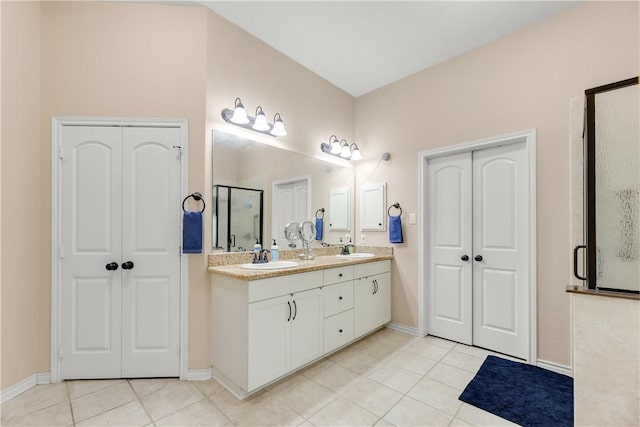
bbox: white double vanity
[209,255,391,398]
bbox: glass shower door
[584,78,639,292]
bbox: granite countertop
[566,285,640,301]
[208,254,393,281]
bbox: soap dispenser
[253,239,262,252]
[271,239,279,262]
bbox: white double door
[427,142,529,359]
[60,125,181,379]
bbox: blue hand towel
[183,211,203,254]
[389,215,403,244]
[315,217,324,241]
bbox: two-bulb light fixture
[221,97,287,137]
[320,135,362,160]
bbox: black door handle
[105,262,118,271]
[292,300,297,320]
[461,255,469,261]
[573,245,587,281]
[122,261,134,270]
[287,301,291,322]
[474,255,483,262]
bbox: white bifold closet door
[60,125,181,379]
[427,142,529,359]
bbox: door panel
[290,289,323,370]
[427,153,472,345]
[61,126,123,379]
[121,127,181,377]
[248,295,291,390]
[472,142,528,359]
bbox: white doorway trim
[50,116,189,382]
[417,128,537,363]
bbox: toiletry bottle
[253,239,262,252]
[271,239,279,262]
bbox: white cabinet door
[248,295,291,390]
[354,272,391,338]
[290,288,323,370]
[329,187,350,231]
[360,183,386,231]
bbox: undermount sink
[335,252,375,258]
[240,261,299,270]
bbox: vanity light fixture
[320,135,362,160]
[252,106,270,131]
[221,98,287,137]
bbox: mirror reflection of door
[273,176,310,248]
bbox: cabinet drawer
[249,271,323,303]
[323,266,354,285]
[324,309,354,353]
[323,281,354,318]
[354,260,390,278]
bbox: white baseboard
[36,373,51,385]
[1,374,36,404]
[386,322,421,336]
[183,368,212,381]
[537,359,572,377]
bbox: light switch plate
[360,234,366,244]
[409,213,417,224]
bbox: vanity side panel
[573,294,640,426]
[211,273,248,390]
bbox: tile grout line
[65,381,77,427]
[126,379,157,426]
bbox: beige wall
[1,1,43,390]
[354,1,639,366]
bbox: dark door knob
[461,255,469,261]
[122,261,134,270]
[474,255,483,262]
[105,262,118,271]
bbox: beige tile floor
[1,329,519,426]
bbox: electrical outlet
[360,234,367,244]
[409,213,417,224]
[344,234,352,243]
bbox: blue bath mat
[459,355,573,427]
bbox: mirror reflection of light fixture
[320,135,363,160]
[339,140,351,158]
[350,143,362,160]
[221,98,287,137]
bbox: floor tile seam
[65,381,77,427]
[150,395,214,424]
[0,398,73,426]
[73,397,142,425]
[67,379,127,401]
[279,384,340,422]
[438,360,480,374]
[0,387,71,422]
[70,379,131,404]
[126,379,155,425]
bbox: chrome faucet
[341,244,354,255]
[252,249,271,264]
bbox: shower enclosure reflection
[213,185,263,252]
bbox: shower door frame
[584,76,639,291]
[213,184,264,252]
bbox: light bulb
[270,113,287,136]
[351,145,362,160]
[340,141,351,158]
[230,98,249,124]
[252,106,270,131]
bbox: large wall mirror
[211,130,355,252]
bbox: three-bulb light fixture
[320,135,362,160]
[221,97,287,137]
